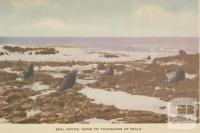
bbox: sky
[0,0,199,37]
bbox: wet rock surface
[0,53,199,123]
[2,45,59,55]
[0,52,4,56]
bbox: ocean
[0,37,199,53]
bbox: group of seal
[20,63,114,91]
[21,61,185,91]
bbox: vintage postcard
[0,0,199,133]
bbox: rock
[100,105,116,112]
[0,52,4,56]
[17,117,40,123]
[0,86,6,95]
[97,63,106,70]
[35,48,58,55]
[0,100,8,108]
[9,111,26,118]
[159,106,166,110]
[2,45,58,54]
[5,94,23,103]
[179,50,187,56]
[103,54,119,58]
[14,105,26,111]
[3,46,25,53]
[147,55,151,60]
[0,71,17,81]
[49,92,62,97]
[1,106,13,112]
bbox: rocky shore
[0,46,199,123]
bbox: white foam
[166,72,197,81]
[0,45,178,62]
[35,66,69,71]
[24,82,49,91]
[115,85,120,88]
[159,61,184,66]
[26,109,41,118]
[166,72,176,81]
[79,87,167,114]
[77,79,97,85]
[16,77,23,81]
[126,65,150,72]
[0,118,8,123]
[45,72,65,78]
[185,73,197,79]
[35,64,97,72]
[0,67,21,74]
[29,90,56,100]
[84,117,125,124]
[155,86,161,90]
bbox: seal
[169,66,185,83]
[58,70,78,91]
[21,63,34,79]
